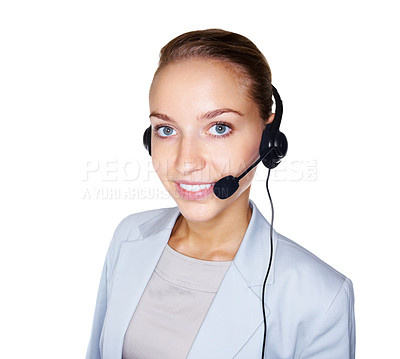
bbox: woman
[86,29,355,359]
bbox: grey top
[122,244,232,359]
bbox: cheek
[151,144,180,184]
[211,140,259,176]
[152,157,169,182]
[151,146,168,179]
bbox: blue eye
[156,126,176,137]
[209,123,231,136]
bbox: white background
[1,0,399,357]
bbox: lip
[175,180,215,185]
[174,181,215,200]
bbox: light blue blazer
[86,200,355,359]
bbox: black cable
[261,168,274,359]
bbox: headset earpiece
[259,124,288,169]
[143,125,152,156]
[259,86,288,169]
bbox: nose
[175,136,206,175]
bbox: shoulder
[272,231,354,319]
[250,201,349,291]
[114,207,172,236]
[112,206,178,243]
[275,232,347,286]
[104,206,179,267]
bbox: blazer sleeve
[299,277,356,359]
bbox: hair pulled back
[152,29,273,122]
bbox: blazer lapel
[186,264,268,358]
[101,208,181,358]
[187,201,276,358]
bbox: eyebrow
[149,108,244,123]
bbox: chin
[174,193,248,224]
[174,198,222,223]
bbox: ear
[266,113,275,125]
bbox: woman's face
[149,59,265,223]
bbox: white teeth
[179,183,212,192]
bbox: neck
[169,193,253,261]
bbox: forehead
[149,59,254,115]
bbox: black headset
[259,86,288,170]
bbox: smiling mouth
[179,183,213,192]
[174,182,216,200]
